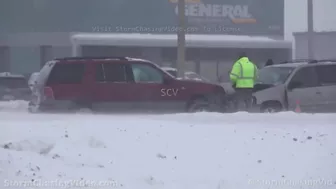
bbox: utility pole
[307,0,314,59]
[177,0,186,78]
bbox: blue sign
[0,0,284,36]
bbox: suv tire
[28,102,40,113]
[187,98,210,112]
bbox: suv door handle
[316,91,321,94]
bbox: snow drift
[0,101,335,189]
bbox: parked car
[29,57,226,113]
[161,67,210,82]
[252,60,336,113]
[0,72,31,101]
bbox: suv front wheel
[187,98,210,112]
[260,101,282,113]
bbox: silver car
[253,60,336,113]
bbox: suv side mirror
[288,81,302,90]
[163,75,173,84]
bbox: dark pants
[233,88,253,111]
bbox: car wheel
[261,102,282,113]
[187,98,210,113]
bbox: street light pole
[307,0,314,59]
[177,0,186,78]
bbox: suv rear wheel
[69,101,93,114]
[28,102,40,113]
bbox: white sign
[161,88,179,96]
[175,4,253,20]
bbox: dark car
[0,72,31,101]
[29,57,226,113]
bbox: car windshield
[257,66,295,85]
[185,72,209,82]
[161,68,209,81]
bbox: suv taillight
[43,87,54,99]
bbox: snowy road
[0,101,336,189]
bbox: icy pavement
[0,101,336,189]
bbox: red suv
[29,57,226,113]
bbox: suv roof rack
[280,59,317,64]
[54,57,129,61]
[307,59,336,64]
[315,59,336,62]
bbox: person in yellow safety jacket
[230,52,258,111]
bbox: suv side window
[315,65,336,86]
[131,63,163,83]
[47,63,85,85]
[96,63,127,82]
[288,67,318,88]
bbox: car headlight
[214,86,226,95]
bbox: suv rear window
[0,77,28,89]
[46,63,85,85]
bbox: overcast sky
[285,0,336,39]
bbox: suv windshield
[165,70,177,77]
[257,66,295,85]
[185,72,210,82]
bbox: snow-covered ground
[0,101,335,189]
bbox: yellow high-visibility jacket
[230,57,258,88]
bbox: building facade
[294,31,336,59]
[0,0,287,80]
